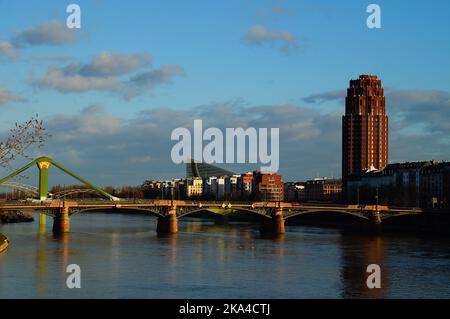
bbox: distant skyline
[1,0,450,186]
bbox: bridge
[0,157,422,235]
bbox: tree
[0,115,48,170]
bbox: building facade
[143,169,284,202]
[346,161,450,208]
[342,75,388,196]
[305,178,342,202]
[420,162,450,209]
[347,162,428,207]
[253,171,284,202]
[284,182,306,202]
[186,177,203,198]
[239,173,253,197]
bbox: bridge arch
[283,209,371,221]
[380,212,419,223]
[51,189,110,200]
[177,207,272,219]
[70,207,165,218]
[0,182,39,197]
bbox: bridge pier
[371,210,382,225]
[157,206,178,234]
[53,206,70,234]
[365,210,383,233]
[260,208,285,235]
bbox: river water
[1,213,450,299]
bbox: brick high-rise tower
[342,75,388,190]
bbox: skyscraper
[342,75,388,191]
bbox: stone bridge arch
[176,207,273,219]
[70,207,165,218]
[283,209,371,221]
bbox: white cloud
[0,41,18,60]
[32,67,120,93]
[244,25,297,52]
[13,21,77,46]
[79,52,152,77]
[32,53,183,99]
[0,87,27,106]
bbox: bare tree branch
[0,115,49,171]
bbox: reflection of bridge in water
[0,157,422,235]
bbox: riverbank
[0,210,34,224]
[0,233,8,253]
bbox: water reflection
[2,213,450,298]
[53,232,70,264]
[35,230,48,296]
[38,213,46,234]
[157,232,178,285]
[109,233,121,282]
[339,234,388,298]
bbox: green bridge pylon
[0,157,120,201]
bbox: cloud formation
[33,67,120,93]
[388,90,450,140]
[1,21,80,62]
[303,90,346,104]
[13,21,77,46]
[244,25,297,52]
[125,65,185,99]
[0,41,18,60]
[79,52,152,77]
[32,52,183,99]
[387,90,450,163]
[31,102,341,185]
[130,65,184,85]
[302,87,450,163]
[30,55,74,63]
[0,87,27,106]
[4,90,449,186]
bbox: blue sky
[1,0,450,186]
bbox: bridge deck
[0,200,422,215]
